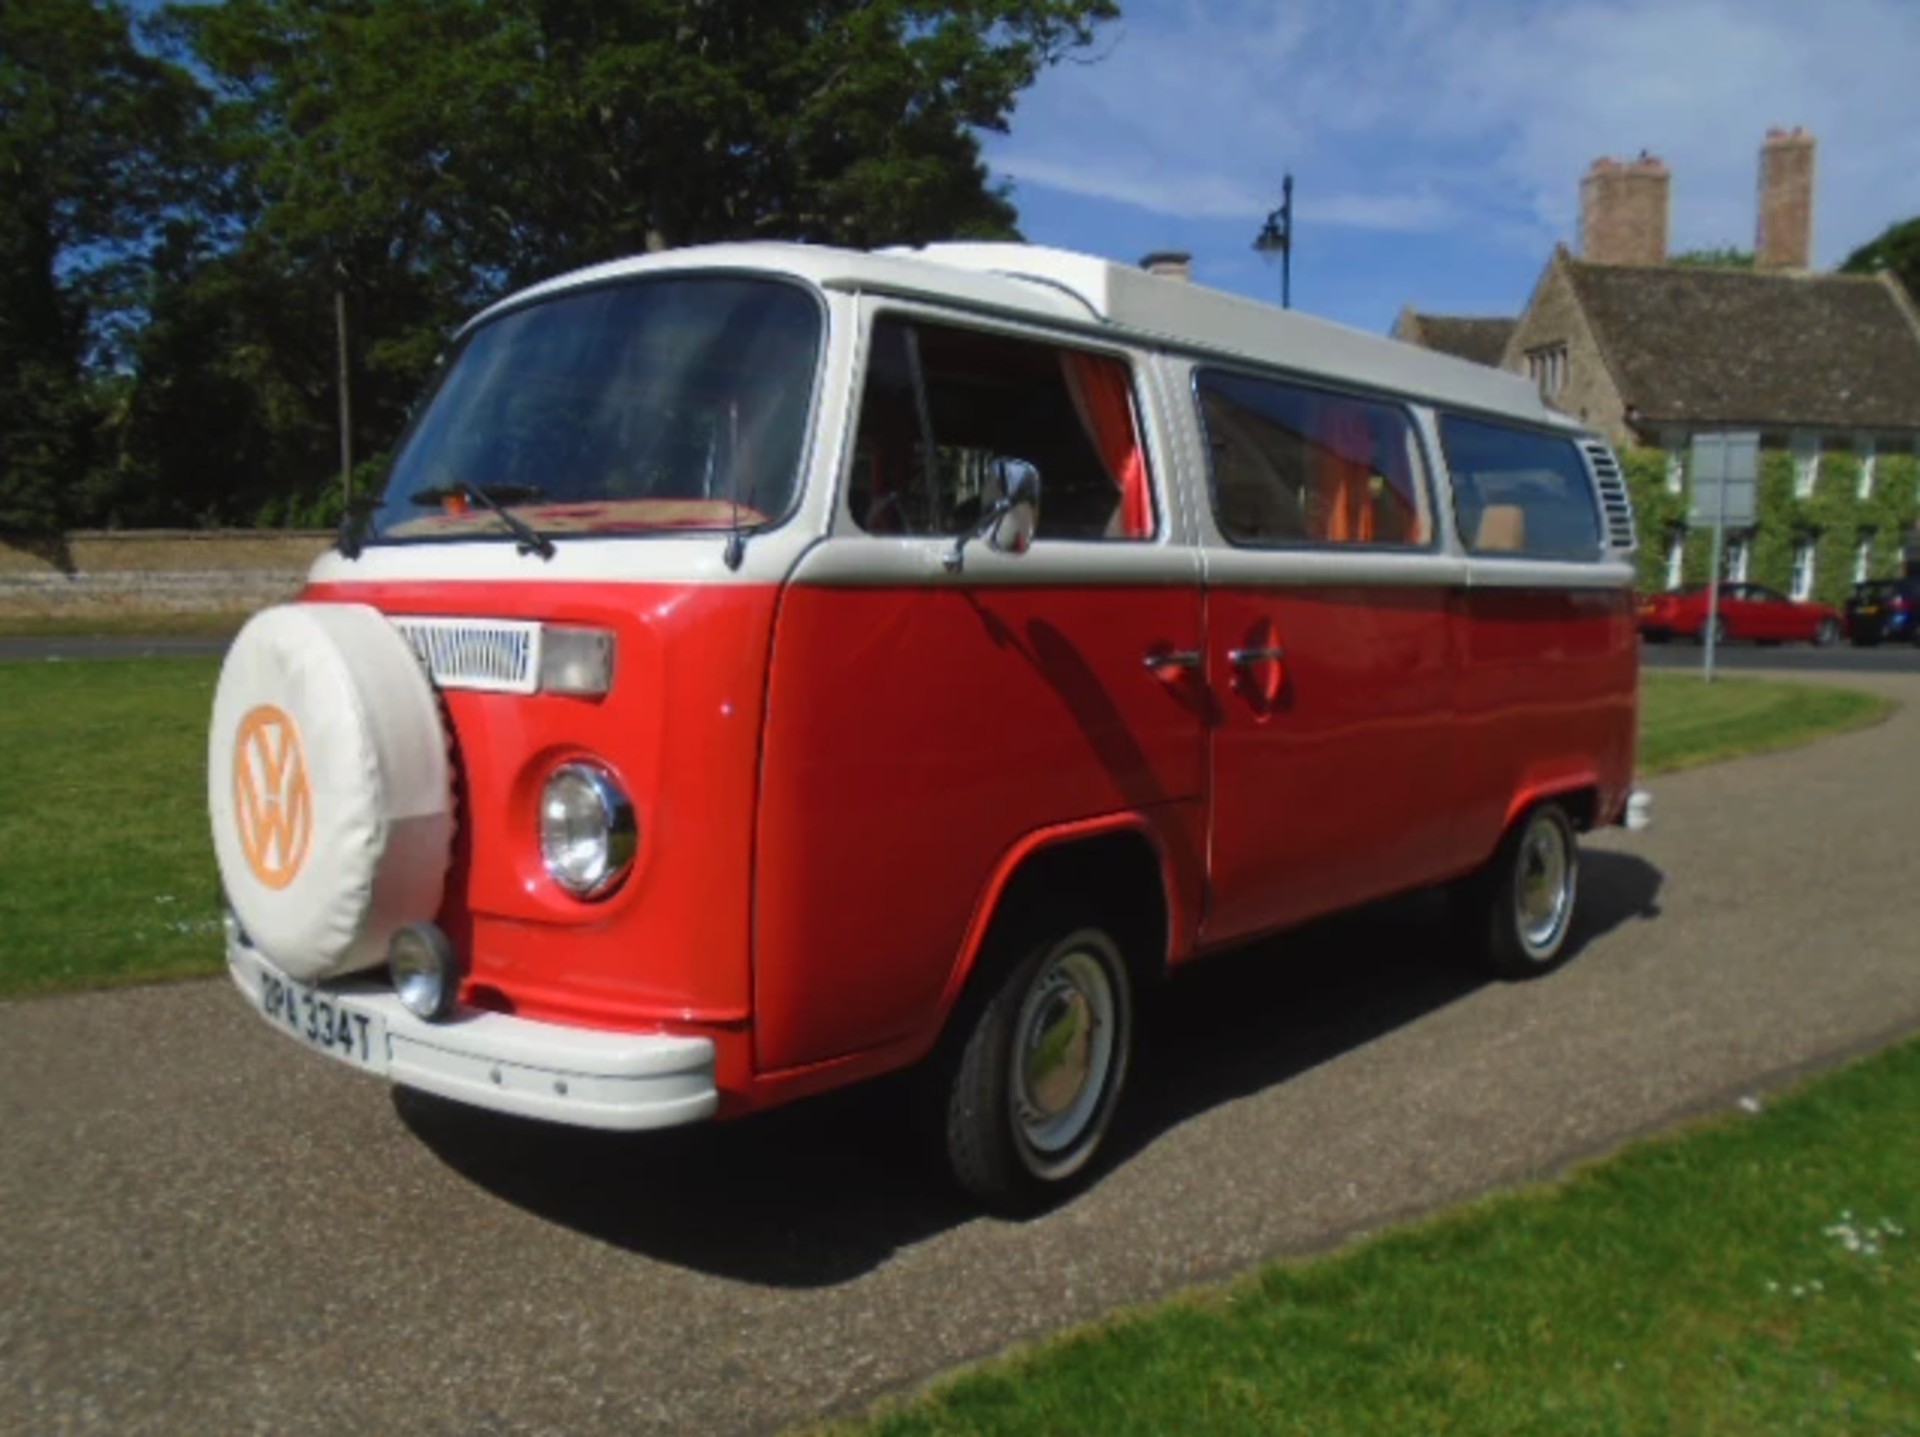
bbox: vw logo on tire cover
[232,705,313,889]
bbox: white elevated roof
[887,242,1571,426]
[461,238,1576,430]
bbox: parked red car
[1639,582,1843,645]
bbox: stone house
[1395,130,1920,597]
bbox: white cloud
[990,0,1920,261]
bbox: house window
[1663,432,1684,495]
[1724,531,1751,583]
[1857,436,1876,500]
[1855,534,1874,584]
[1666,530,1686,590]
[1525,343,1568,401]
[1791,433,1819,499]
[1790,538,1816,599]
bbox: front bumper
[227,932,718,1132]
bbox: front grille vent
[391,617,541,694]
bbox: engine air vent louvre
[1580,440,1638,553]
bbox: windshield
[369,275,821,544]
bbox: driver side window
[848,316,1155,541]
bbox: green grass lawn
[0,658,224,996]
[814,1038,1920,1437]
[1637,671,1893,774]
[0,663,1895,1002]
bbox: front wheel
[943,920,1134,1214]
[1814,617,1840,647]
[1452,802,1581,980]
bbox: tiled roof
[1401,314,1516,367]
[1565,262,1920,430]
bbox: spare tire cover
[208,602,454,982]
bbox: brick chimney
[1578,153,1670,265]
[1755,126,1815,271]
[1140,250,1192,282]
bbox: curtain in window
[1060,352,1153,538]
[1315,399,1375,542]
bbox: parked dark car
[1639,582,1843,646]
[1844,577,1920,646]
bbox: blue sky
[981,0,1920,335]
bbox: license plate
[258,966,385,1070]
[1859,605,1881,616]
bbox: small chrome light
[390,922,464,1021]
[540,626,615,696]
[539,762,637,898]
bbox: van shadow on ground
[398,849,1663,1289]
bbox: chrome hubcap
[1013,949,1115,1155]
[1515,817,1573,954]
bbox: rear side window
[848,317,1154,541]
[1195,369,1429,547]
[1439,416,1604,561]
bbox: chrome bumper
[226,935,718,1132]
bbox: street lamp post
[1252,172,1294,308]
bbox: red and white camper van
[209,240,1650,1211]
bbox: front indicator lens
[539,762,637,898]
[540,626,615,696]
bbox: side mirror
[985,459,1040,555]
[945,458,1042,572]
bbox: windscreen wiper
[409,482,556,559]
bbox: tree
[1840,216,1920,302]
[0,0,200,529]
[1670,245,1754,269]
[149,0,1120,522]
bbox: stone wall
[0,531,333,618]
[1500,254,1630,438]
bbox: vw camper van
[209,240,1649,1211]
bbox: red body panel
[1202,582,1457,942]
[301,564,1635,1118]
[751,578,1206,1075]
[1450,586,1638,860]
[303,578,774,1096]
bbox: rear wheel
[943,918,1134,1214]
[1814,617,1840,647]
[1451,802,1581,980]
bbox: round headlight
[390,922,463,1021]
[539,762,637,898]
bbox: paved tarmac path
[4,669,1917,1437]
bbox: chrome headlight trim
[539,761,638,899]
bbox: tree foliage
[1840,216,1920,305]
[0,0,201,527]
[2,0,1118,531]
[1670,245,1754,269]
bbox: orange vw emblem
[233,705,313,889]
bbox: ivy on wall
[1623,444,1920,604]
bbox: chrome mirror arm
[943,497,1012,572]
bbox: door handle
[1227,645,1287,665]
[1143,648,1202,671]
